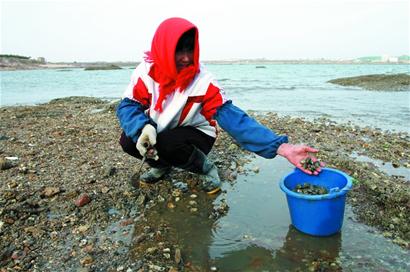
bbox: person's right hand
[136,124,158,160]
[277,143,322,175]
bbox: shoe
[140,166,172,185]
[179,147,221,195]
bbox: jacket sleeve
[214,101,288,158]
[116,98,151,143]
[117,63,154,143]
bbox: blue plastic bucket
[280,167,352,236]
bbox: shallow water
[1,64,409,132]
[350,151,410,180]
[133,156,410,271]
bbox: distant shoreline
[1,59,409,71]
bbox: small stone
[75,193,91,207]
[120,219,134,227]
[190,194,197,199]
[77,225,90,233]
[190,207,198,213]
[174,248,181,264]
[167,202,175,209]
[136,194,146,206]
[117,266,124,271]
[163,253,171,259]
[146,247,157,254]
[0,158,15,170]
[188,200,197,206]
[11,250,26,260]
[80,255,93,266]
[42,187,61,197]
[101,186,110,194]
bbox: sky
[1,0,409,62]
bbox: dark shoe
[200,163,221,195]
[140,166,172,184]
[179,147,221,195]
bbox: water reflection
[213,224,342,271]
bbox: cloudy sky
[1,0,409,62]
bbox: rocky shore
[1,97,409,271]
[328,73,410,91]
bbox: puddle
[131,156,410,271]
[350,151,410,180]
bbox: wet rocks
[328,73,410,91]
[0,96,409,271]
[0,157,16,170]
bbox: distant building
[388,57,398,63]
[36,57,46,63]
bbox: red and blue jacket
[116,17,287,158]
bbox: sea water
[1,64,409,132]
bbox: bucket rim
[279,167,352,200]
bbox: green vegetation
[398,55,410,61]
[356,56,382,62]
[84,64,122,71]
[0,54,31,59]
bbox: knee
[119,132,139,156]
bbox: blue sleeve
[214,101,288,158]
[116,98,152,143]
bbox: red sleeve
[201,83,224,124]
[132,78,151,108]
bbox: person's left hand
[277,143,322,175]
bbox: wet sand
[0,97,409,271]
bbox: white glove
[136,124,159,160]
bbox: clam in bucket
[280,168,352,236]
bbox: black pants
[119,126,215,168]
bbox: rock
[328,73,410,91]
[174,248,182,264]
[41,186,61,197]
[101,186,110,194]
[80,255,93,266]
[0,158,15,170]
[75,193,91,207]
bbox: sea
[1,64,409,132]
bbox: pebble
[75,193,91,207]
[0,158,15,170]
[42,186,61,197]
[80,255,93,266]
[174,248,181,264]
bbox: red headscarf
[145,17,200,112]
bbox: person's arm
[214,101,288,158]
[116,98,151,143]
[214,101,321,175]
[117,63,155,143]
